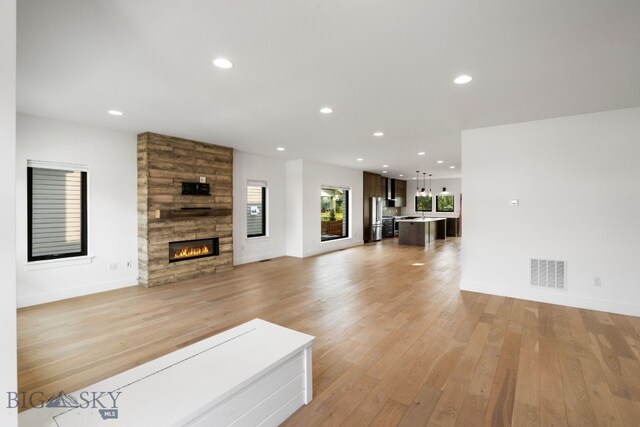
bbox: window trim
[246,183,267,239]
[27,165,88,262]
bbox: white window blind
[247,181,266,238]
[28,164,88,261]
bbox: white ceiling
[17,0,640,179]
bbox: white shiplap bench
[19,319,315,427]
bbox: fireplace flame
[172,245,211,260]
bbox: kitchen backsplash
[383,206,401,216]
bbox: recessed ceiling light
[276,147,285,151]
[213,57,233,69]
[454,75,472,84]
[449,166,456,169]
[418,152,426,156]
[356,158,364,162]
[108,110,123,116]
[437,160,444,164]
[399,174,404,177]
[412,262,425,266]
[382,164,389,168]
[373,132,384,137]
[320,107,333,114]
[382,171,388,174]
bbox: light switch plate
[199,176,206,183]
[510,199,519,206]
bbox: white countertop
[394,214,459,219]
[395,217,446,223]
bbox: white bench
[19,319,314,426]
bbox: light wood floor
[17,238,640,426]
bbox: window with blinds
[247,181,266,238]
[27,164,88,261]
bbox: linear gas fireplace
[168,238,219,263]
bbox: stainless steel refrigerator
[370,197,383,241]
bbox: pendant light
[420,173,427,196]
[441,187,448,194]
[415,171,420,196]
[428,174,433,198]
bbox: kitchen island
[397,217,446,246]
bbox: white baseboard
[460,280,640,317]
[17,276,137,308]
[233,250,287,266]
[303,239,364,258]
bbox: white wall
[285,160,304,257]
[233,150,287,264]
[301,160,364,257]
[461,107,640,316]
[401,177,462,218]
[0,0,17,424]
[16,114,138,307]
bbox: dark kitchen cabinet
[382,218,394,238]
[363,172,384,198]
[376,175,386,198]
[446,217,458,237]
[364,172,385,198]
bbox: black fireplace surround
[168,237,219,263]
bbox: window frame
[246,182,267,239]
[27,164,88,262]
[414,195,433,212]
[320,186,350,243]
[436,194,456,213]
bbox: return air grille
[530,259,566,290]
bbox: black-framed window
[415,195,432,212]
[321,187,349,242]
[28,166,88,261]
[247,182,267,238]
[436,194,455,212]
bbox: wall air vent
[530,259,566,290]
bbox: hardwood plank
[614,396,640,426]
[579,356,625,426]
[512,305,540,427]
[309,374,380,427]
[427,322,491,426]
[482,327,522,426]
[557,343,598,426]
[398,384,442,427]
[539,337,568,427]
[467,342,502,400]
[369,399,409,427]
[454,394,488,427]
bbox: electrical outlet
[109,263,118,271]
[199,176,206,183]
[126,260,132,268]
[593,277,602,287]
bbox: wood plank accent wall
[137,132,233,287]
